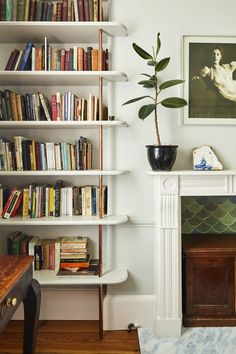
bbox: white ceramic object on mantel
[193,145,223,171]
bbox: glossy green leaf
[132,43,152,60]
[147,60,156,66]
[138,104,156,119]
[122,96,152,106]
[156,32,161,56]
[161,97,187,108]
[159,79,185,90]
[138,79,156,88]
[155,57,170,72]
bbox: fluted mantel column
[154,175,182,337]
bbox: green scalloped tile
[195,222,212,233]
[228,221,236,233]
[182,221,195,234]
[188,215,204,227]
[212,207,228,218]
[203,215,220,226]
[186,201,204,214]
[228,208,236,218]
[211,196,229,204]
[204,200,221,212]
[193,196,210,205]
[210,222,229,233]
[181,209,194,219]
[219,212,236,226]
[181,197,195,208]
[194,209,210,220]
[220,199,236,213]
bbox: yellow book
[22,188,29,217]
[49,187,55,216]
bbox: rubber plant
[123,33,187,146]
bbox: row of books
[0,89,107,122]
[60,235,88,269]
[5,41,109,71]
[0,0,105,22]
[0,182,108,218]
[0,136,92,171]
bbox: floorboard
[0,320,140,354]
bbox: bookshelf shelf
[0,22,128,43]
[0,215,128,226]
[0,120,128,129]
[34,268,128,286]
[0,71,128,86]
[0,170,129,176]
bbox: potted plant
[123,33,187,171]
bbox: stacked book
[0,136,92,171]
[5,39,109,71]
[0,182,108,218]
[0,89,108,122]
[7,231,61,271]
[59,236,89,270]
[0,0,106,22]
[57,236,99,277]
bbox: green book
[6,0,12,21]
[17,0,25,20]
[11,232,26,255]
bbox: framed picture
[183,36,236,125]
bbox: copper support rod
[99,0,103,22]
[98,284,103,339]
[98,29,103,71]
[98,224,103,277]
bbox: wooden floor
[0,320,140,354]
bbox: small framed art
[183,36,236,124]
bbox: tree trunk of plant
[154,107,161,146]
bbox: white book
[31,47,36,71]
[44,37,48,71]
[14,50,23,71]
[66,186,73,216]
[73,0,79,21]
[73,46,78,71]
[45,142,55,170]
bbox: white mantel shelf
[147,170,236,338]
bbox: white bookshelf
[0,22,128,43]
[34,268,128,286]
[0,120,128,129]
[0,71,128,85]
[0,9,128,338]
[0,215,128,225]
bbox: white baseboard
[13,291,155,330]
[104,295,155,330]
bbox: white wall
[13,0,236,328]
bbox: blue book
[19,42,34,71]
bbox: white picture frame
[183,36,236,125]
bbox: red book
[84,0,89,21]
[1,189,16,218]
[83,51,88,71]
[78,0,84,21]
[62,0,68,21]
[11,192,23,217]
[51,94,57,121]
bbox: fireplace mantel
[147,170,236,338]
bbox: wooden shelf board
[34,268,128,286]
[0,120,128,129]
[0,22,127,43]
[0,215,128,225]
[0,71,128,86]
[0,170,129,176]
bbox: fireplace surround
[148,170,236,338]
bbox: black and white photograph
[183,36,236,124]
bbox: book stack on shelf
[57,236,99,277]
[0,136,92,171]
[0,0,106,22]
[0,89,108,122]
[7,231,61,271]
[0,182,108,218]
[5,39,109,72]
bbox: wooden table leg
[23,279,41,354]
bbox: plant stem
[154,105,161,146]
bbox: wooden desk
[0,255,41,354]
